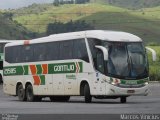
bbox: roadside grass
[147,46,160,81]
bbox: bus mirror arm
[145,47,156,61]
[95,45,108,61]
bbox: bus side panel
[64,73,78,95]
[89,72,108,96]
[88,72,97,95]
[3,76,24,96]
[32,74,53,96]
[53,74,64,95]
[24,75,38,95]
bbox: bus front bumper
[106,84,149,96]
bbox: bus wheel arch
[25,82,32,90]
[80,81,92,103]
[80,81,88,96]
[16,82,26,101]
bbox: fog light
[144,82,149,85]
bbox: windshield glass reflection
[103,42,148,79]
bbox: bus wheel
[26,84,35,102]
[84,84,92,103]
[120,97,127,103]
[17,84,26,101]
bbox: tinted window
[5,39,89,63]
[88,39,101,66]
[46,42,60,60]
[73,39,89,62]
[5,46,22,63]
[34,44,46,61]
[14,46,22,63]
[59,41,73,60]
[21,46,34,62]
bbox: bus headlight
[111,79,120,85]
[144,82,149,85]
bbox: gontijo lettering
[54,64,74,72]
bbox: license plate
[127,90,135,94]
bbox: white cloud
[0,0,53,9]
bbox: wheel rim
[27,86,33,101]
[18,88,23,99]
[18,86,24,100]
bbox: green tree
[46,20,94,35]
[53,0,60,6]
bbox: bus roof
[5,30,142,47]
[0,40,20,43]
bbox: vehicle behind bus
[0,40,14,83]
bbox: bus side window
[96,50,105,73]
[5,46,21,63]
[5,47,12,63]
[59,41,73,60]
[88,38,101,68]
[22,45,34,62]
[46,42,60,61]
[14,46,22,63]
[34,44,46,61]
[73,39,89,62]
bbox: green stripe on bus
[40,75,45,85]
[3,62,83,76]
[79,62,83,73]
[36,65,42,75]
[120,78,149,85]
[4,66,23,76]
[23,65,28,75]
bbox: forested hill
[1,2,160,43]
[91,0,160,9]
[12,3,160,44]
[0,12,34,40]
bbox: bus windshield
[103,42,148,79]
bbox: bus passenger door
[94,51,106,95]
[91,72,106,95]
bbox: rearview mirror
[95,45,108,61]
[145,47,156,61]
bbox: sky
[0,0,53,9]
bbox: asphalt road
[0,83,160,120]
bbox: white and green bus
[3,30,151,103]
[0,40,18,83]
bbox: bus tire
[26,84,35,102]
[17,84,26,101]
[84,84,92,103]
[120,96,127,103]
